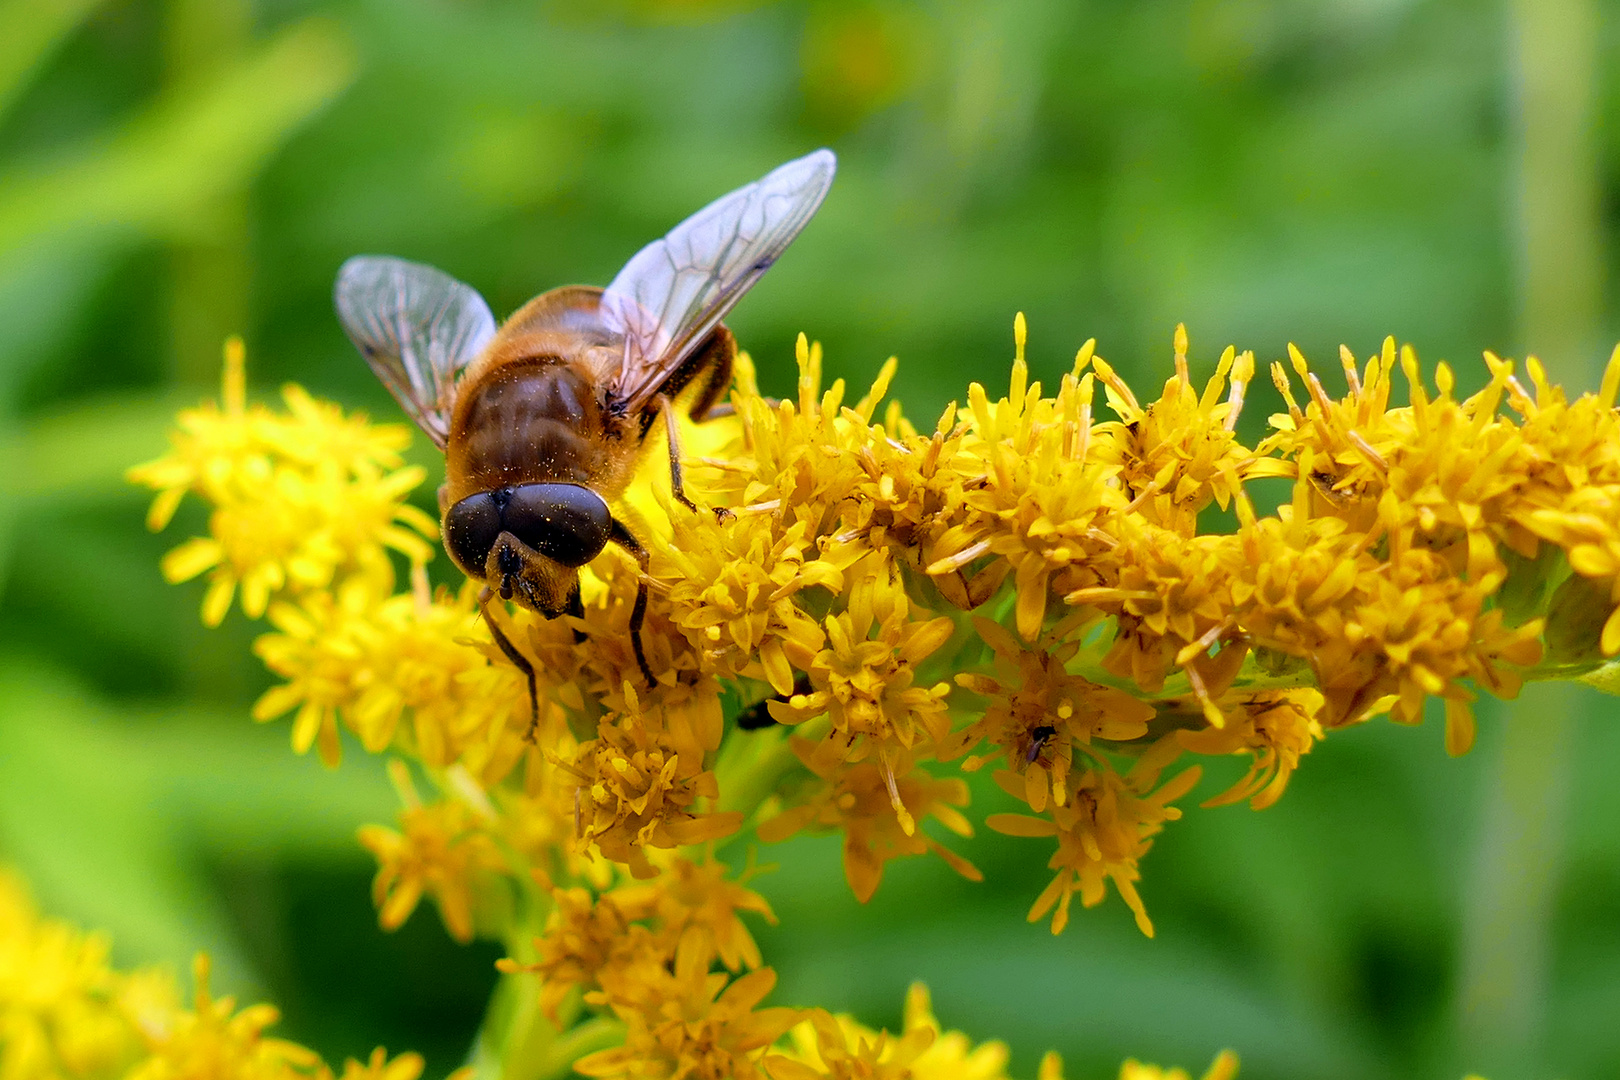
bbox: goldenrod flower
[356,762,507,942]
[1117,1050,1239,1080]
[764,1006,934,1080]
[763,983,1237,1080]
[5,858,1279,1080]
[758,742,977,901]
[251,580,377,766]
[774,561,955,761]
[560,704,743,879]
[609,858,777,974]
[251,574,529,768]
[574,945,801,1080]
[500,856,775,1029]
[1087,327,1263,531]
[502,884,635,1022]
[1176,689,1322,809]
[950,617,1156,814]
[988,742,1199,937]
[898,984,1010,1080]
[130,338,436,627]
[931,337,1120,641]
[1074,516,1243,700]
[0,867,432,1080]
[126,955,320,1080]
[0,870,149,1080]
[141,319,1620,1080]
[661,509,841,695]
[331,1048,425,1080]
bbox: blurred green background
[1,0,1617,1078]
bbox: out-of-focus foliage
[0,2,1617,1080]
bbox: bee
[334,149,837,732]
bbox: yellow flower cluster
[132,324,1616,1080]
[0,869,424,1080]
[0,858,1236,1080]
[134,328,1620,932]
[128,338,437,629]
[498,856,1235,1080]
[764,985,1237,1080]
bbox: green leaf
[0,16,358,254]
[0,661,395,990]
[0,0,105,122]
[0,662,248,977]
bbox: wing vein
[599,148,836,416]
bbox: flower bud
[1544,571,1613,666]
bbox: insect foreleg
[609,518,657,686]
[566,586,587,642]
[480,586,539,740]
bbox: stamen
[1339,344,1362,395]
[223,336,246,416]
[411,561,431,615]
[1224,350,1254,431]
[1173,323,1191,391]
[927,539,993,574]
[1346,430,1387,471]
[881,750,916,836]
[1270,361,1302,422]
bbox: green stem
[470,968,551,1080]
[1457,684,1577,1073]
[713,721,800,820]
[470,967,625,1080]
[464,853,567,1080]
[1456,0,1600,1070]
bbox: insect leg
[608,518,657,686]
[656,393,701,514]
[685,325,735,421]
[479,586,539,740]
[653,326,735,516]
[637,324,734,416]
[566,585,587,644]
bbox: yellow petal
[1014,560,1050,640]
[253,684,304,722]
[985,813,1055,837]
[1444,699,1476,757]
[201,576,236,627]
[760,639,795,697]
[1603,605,1620,657]
[146,487,186,532]
[161,537,223,583]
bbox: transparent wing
[334,255,497,448]
[600,148,836,412]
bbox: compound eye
[502,483,612,568]
[443,491,503,575]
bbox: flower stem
[1457,0,1600,1068]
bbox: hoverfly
[335,149,837,732]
